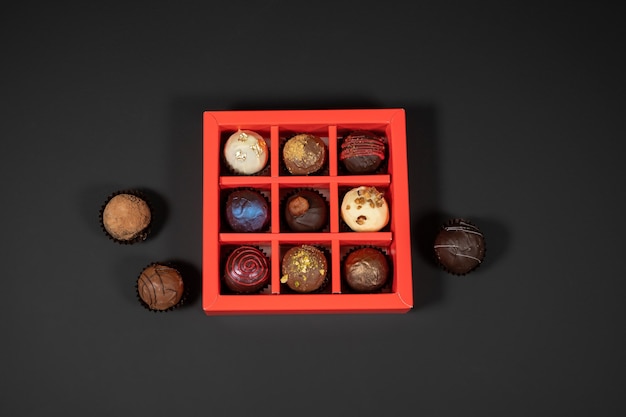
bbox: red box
[203,109,413,314]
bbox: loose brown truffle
[281,245,328,293]
[101,193,151,242]
[137,264,185,311]
[343,247,389,292]
[282,133,326,175]
[433,219,486,275]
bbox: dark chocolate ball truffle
[340,130,386,174]
[343,247,390,292]
[281,245,328,293]
[284,189,328,232]
[434,219,486,275]
[282,133,326,175]
[101,192,151,243]
[225,189,269,232]
[224,246,270,293]
[137,264,185,311]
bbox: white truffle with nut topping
[340,186,389,232]
[223,129,268,175]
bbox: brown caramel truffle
[434,219,486,275]
[137,264,185,311]
[281,245,328,293]
[101,193,151,243]
[282,133,326,175]
[344,247,390,292]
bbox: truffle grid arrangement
[203,109,414,314]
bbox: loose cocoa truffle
[282,133,326,175]
[433,219,486,275]
[101,193,151,243]
[137,264,185,311]
[343,247,390,292]
[281,245,328,293]
[284,189,328,232]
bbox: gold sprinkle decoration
[280,275,288,283]
[235,150,246,161]
[237,132,249,141]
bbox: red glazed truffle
[223,246,270,293]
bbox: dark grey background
[2,1,625,416]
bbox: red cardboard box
[203,109,413,314]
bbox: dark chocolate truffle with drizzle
[340,130,386,174]
[433,219,486,275]
[284,189,328,232]
[224,246,270,293]
[343,247,390,292]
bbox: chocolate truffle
[341,186,389,232]
[224,246,270,293]
[137,263,185,311]
[433,219,486,275]
[284,189,328,232]
[343,247,390,292]
[225,189,269,232]
[101,192,151,243]
[340,130,386,174]
[282,133,326,175]
[281,245,328,293]
[223,129,269,175]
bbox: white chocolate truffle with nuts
[223,129,268,175]
[340,186,389,232]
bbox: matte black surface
[2,2,625,416]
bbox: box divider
[271,239,281,294]
[270,125,279,177]
[328,125,337,176]
[271,182,280,234]
[329,180,339,233]
[331,239,341,293]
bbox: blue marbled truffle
[225,189,269,232]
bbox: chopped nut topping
[356,215,367,225]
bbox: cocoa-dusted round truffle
[434,219,486,275]
[284,189,328,232]
[137,263,185,311]
[281,245,328,293]
[340,130,386,174]
[282,133,326,175]
[224,246,270,293]
[101,192,151,243]
[225,189,269,232]
[343,247,390,292]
